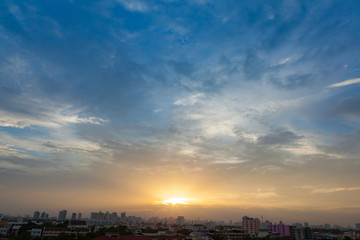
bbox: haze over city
[1,0,360,226]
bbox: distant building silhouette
[176,216,185,225]
[33,211,40,220]
[58,210,67,220]
[290,226,312,240]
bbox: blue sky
[1,0,360,225]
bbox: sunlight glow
[163,197,193,205]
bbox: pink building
[266,221,290,237]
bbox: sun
[163,197,192,205]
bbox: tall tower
[58,210,67,220]
[33,211,40,220]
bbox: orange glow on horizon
[162,197,193,205]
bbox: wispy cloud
[0,107,105,129]
[116,0,151,12]
[328,78,360,88]
[301,186,360,194]
[174,93,205,106]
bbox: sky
[1,0,360,226]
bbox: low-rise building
[267,221,290,237]
[222,230,247,240]
[0,221,10,236]
[142,232,186,240]
[28,228,42,238]
[43,226,90,237]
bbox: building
[257,229,270,238]
[69,220,88,229]
[43,222,89,238]
[71,213,77,220]
[33,211,40,220]
[142,232,186,240]
[91,211,104,220]
[121,212,126,220]
[290,226,303,240]
[222,230,247,240]
[28,228,42,238]
[10,225,22,236]
[78,213,82,220]
[356,223,360,231]
[242,216,260,236]
[0,221,11,236]
[267,221,290,237]
[190,231,211,240]
[303,227,312,240]
[176,216,185,225]
[43,227,89,237]
[93,236,148,240]
[58,210,67,220]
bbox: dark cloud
[322,129,360,156]
[271,73,314,90]
[329,96,360,117]
[257,129,303,145]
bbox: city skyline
[2,207,359,227]
[2,209,359,229]
[1,0,360,226]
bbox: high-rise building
[356,223,360,230]
[176,216,185,225]
[91,211,104,220]
[58,210,67,220]
[33,211,40,220]
[303,227,312,240]
[121,212,126,220]
[77,213,82,220]
[71,213,77,220]
[110,212,118,221]
[242,216,260,236]
[40,212,46,219]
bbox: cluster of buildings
[239,216,311,239]
[1,212,360,240]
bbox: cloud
[278,57,292,65]
[243,50,266,80]
[328,78,360,88]
[0,107,105,129]
[301,185,360,194]
[174,93,205,106]
[257,128,303,145]
[116,0,151,12]
[271,73,314,90]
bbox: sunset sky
[1,0,360,226]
